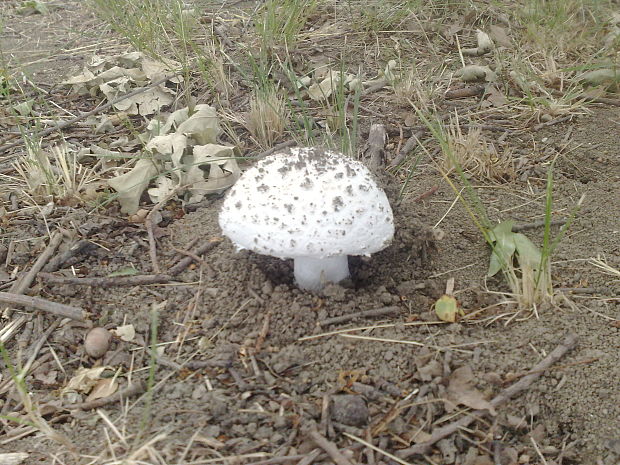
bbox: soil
[1,2,619,465]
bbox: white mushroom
[218,147,394,291]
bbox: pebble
[331,394,369,427]
[84,327,111,358]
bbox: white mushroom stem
[293,256,350,291]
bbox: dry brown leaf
[447,365,496,415]
[62,366,109,396]
[86,378,118,401]
[489,25,512,48]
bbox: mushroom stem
[293,256,350,291]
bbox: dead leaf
[455,65,497,82]
[307,70,357,100]
[176,104,220,145]
[0,453,29,465]
[461,30,493,56]
[489,25,512,48]
[447,366,496,415]
[62,366,109,396]
[112,324,135,342]
[579,69,619,91]
[108,158,159,214]
[86,378,118,401]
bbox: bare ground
[1,2,619,465]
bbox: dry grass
[245,86,289,149]
[443,123,515,182]
[12,143,97,203]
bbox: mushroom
[218,147,394,291]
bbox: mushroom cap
[219,147,394,259]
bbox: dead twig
[10,231,64,295]
[444,85,485,99]
[309,430,354,465]
[532,115,572,131]
[513,219,566,232]
[145,184,190,274]
[254,310,272,354]
[502,357,598,384]
[414,185,439,203]
[167,238,222,276]
[64,381,147,410]
[320,306,401,327]
[0,292,86,321]
[38,272,174,287]
[38,238,222,287]
[22,320,61,374]
[42,239,92,272]
[252,139,298,159]
[364,123,387,175]
[397,332,578,458]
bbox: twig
[10,231,63,295]
[319,306,401,327]
[42,239,92,272]
[414,185,439,203]
[512,219,566,232]
[309,430,354,465]
[532,115,572,131]
[388,130,425,168]
[343,432,412,465]
[296,449,322,465]
[0,292,86,321]
[38,272,174,287]
[22,320,61,374]
[444,85,485,99]
[0,75,179,156]
[251,139,298,159]
[244,454,312,465]
[145,184,190,274]
[167,238,222,276]
[365,123,387,175]
[397,333,578,458]
[38,239,222,287]
[63,381,147,410]
[254,310,272,354]
[170,246,207,267]
[502,357,598,384]
[361,79,388,96]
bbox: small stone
[331,394,368,427]
[84,327,111,358]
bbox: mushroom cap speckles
[218,147,395,259]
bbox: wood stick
[167,238,222,276]
[320,306,401,327]
[512,219,566,232]
[42,239,92,272]
[397,333,578,458]
[145,184,190,274]
[10,231,63,295]
[38,272,174,287]
[63,381,146,410]
[444,85,485,99]
[309,430,354,465]
[252,139,298,159]
[38,238,222,287]
[0,292,86,321]
[365,123,387,175]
